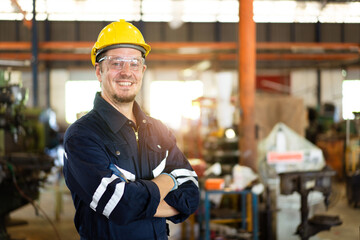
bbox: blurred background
[0,0,359,240]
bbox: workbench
[200,189,259,240]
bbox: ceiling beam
[0,52,358,62]
[0,42,359,64]
[0,41,359,52]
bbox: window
[65,80,101,123]
[150,80,203,130]
[342,80,360,120]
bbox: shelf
[210,218,243,224]
[201,190,259,240]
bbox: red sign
[256,75,290,94]
[267,151,304,164]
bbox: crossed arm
[151,174,179,217]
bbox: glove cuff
[161,173,178,191]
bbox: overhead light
[182,60,211,78]
[1,0,360,23]
[178,47,202,55]
[0,59,31,67]
[169,0,184,29]
[225,128,236,139]
[196,60,211,71]
[183,69,194,78]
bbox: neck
[101,93,136,123]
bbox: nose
[119,62,132,75]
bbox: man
[63,19,200,240]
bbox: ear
[95,63,102,82]
[142,64,147,74]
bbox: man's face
[95,48,146,104]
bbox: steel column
[238,0,256,170]
[31,0,38,107]
[45,19,50,108]
[317,69,321,109]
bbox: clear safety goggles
[98,56,145,71]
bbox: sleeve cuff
[138,179,161,217]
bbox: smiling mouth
[118,81,133,86]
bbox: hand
[151,174,175,201]
[160,173,178,191]
[152,174,179,218]
[154,200,179,217]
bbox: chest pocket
[146,135,173,177]
[105,142,129,159]
[104,142,136,180]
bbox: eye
[111,59,124,68]
[130,60,140,68]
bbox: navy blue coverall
[63,92,200,240]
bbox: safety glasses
[98,56,144,71]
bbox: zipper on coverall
[132,126,139,149]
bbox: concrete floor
[313,181,360,240]
[5,180,360,240]
[6,182,78,240]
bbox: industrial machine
[202,127,240,177]
[279,166,342,240]
[0,70,55,240]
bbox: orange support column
[238,0,257,171]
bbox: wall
[50,69,68,128]
[290,69,318,107]
[1,21,360,43]
[321,69,343,122]
[290,68,343,121]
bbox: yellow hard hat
[91,19,151,66]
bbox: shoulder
[64,110,104,141]
[146,116,177,146]
[147,116,171,135]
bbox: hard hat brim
[96,44,147,60]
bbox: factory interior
[0,0,360,239]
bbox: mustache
[114,79,136,84]
[114,75,135,82]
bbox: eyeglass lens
[107,57,143,71]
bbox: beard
[112,93,136,104]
